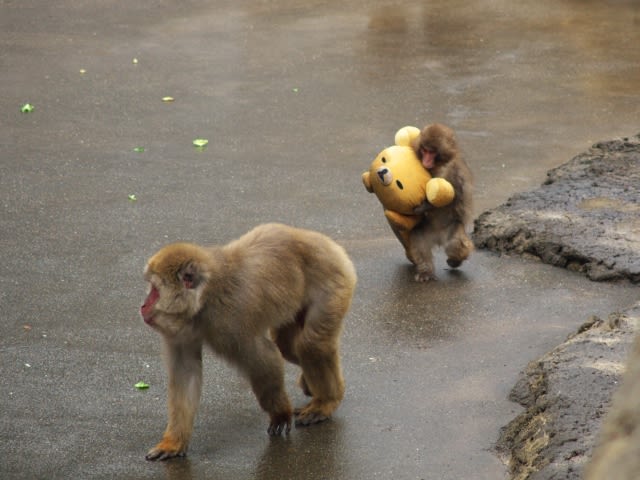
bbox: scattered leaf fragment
[21,103,34,113]
[134,381,149,390]
[162,96,175,102]
[133,147,145,153]
[292,87,299,93]
[23,325,32,331]
[128,194,137,202]
[193,138,209,148]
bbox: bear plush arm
[384,210,421,231]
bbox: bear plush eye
[381,157,387,163]
[396,180,404,190]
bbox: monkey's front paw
[294,399,337,426]
[414,270,436,282]
[295,410,329,426]
[267,411,292,436]
[145,446,187,461]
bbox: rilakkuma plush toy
[362,126,455,245]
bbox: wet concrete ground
[1,1,639,479]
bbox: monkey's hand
[413,200,434,215]
[267,410,292,436]
[145,436,188,461]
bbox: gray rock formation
[474,134,640,479]
[585,309,640,479]
[497,305,639,480]
[473,134,640,284]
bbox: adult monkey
[140,223,357,460]
[409,123,474,282]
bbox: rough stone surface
[586,312,640,480]
[473,134,640,284]
[480,136,640,479]
[496,306,640,480]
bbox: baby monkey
[407,123,474,281]
[140,223,357,460]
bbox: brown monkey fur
[140,223,357,460]
[405,123,474,282]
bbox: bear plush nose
[376,167,392,186]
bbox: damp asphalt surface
[1,1,639,479]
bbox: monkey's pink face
[141,285,160,325]
[141,262,208,338]
[421,148,437,170]
[140,265,181,334]
[140,279,193,337]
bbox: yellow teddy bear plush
[362,126,455,242]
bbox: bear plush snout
[376,167,392,186]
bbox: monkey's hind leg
[247,337,293,436]
[271,310,312,397]
[271,310,304,365]
[294,304,346,426]
[407,226,437,282]
[444,223,474,268]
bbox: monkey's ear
[179,262,202,290]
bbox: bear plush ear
[362,171,374,193]
[394,126,421,147]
